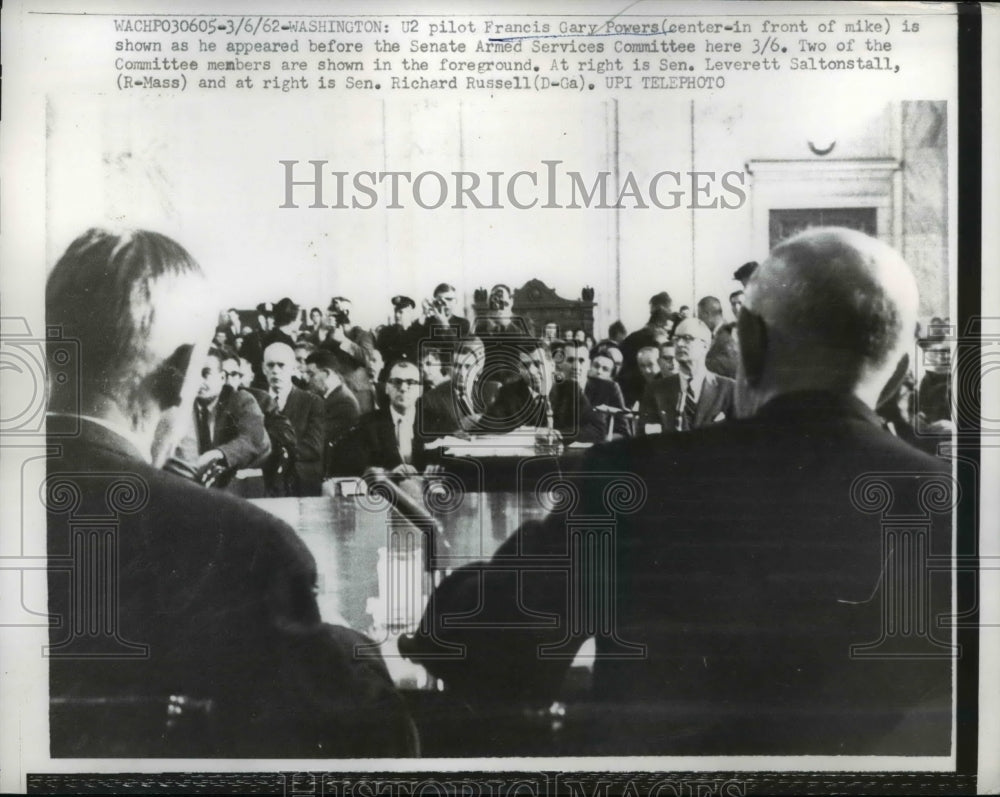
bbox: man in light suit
[638,318,734,434]
[45,228,412,757]
[263,341,326,495]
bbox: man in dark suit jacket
[172,349,271,480]
[617,298,674,406]
[584,346,630,439]
[304,349,361,476]
[637,318,735,434]
[475,340,605,445]
[263,342,326,496]
[418,337,500,438]
[375,295,422,376]
[418,282,471,345]
[330,360,427,475]
[45,228,412,757]
[401,227,953,756]
[223,354,299,496]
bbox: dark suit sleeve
[577,402,609,444]
[328,423,363,477]
[328,413,398,476]
[637,383,658,431]
[401,440,635,703]
[402,514,588,705]
[224,505,415,756]
[717,376,736,421]
[325,390,361,447]
[604,381,630,437]
[216,389,271,469]
[295,392,326,464]
[473,382,529,436]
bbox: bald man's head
[738,227,918,412]
[262,341,297,393]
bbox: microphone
[362,468,451,554]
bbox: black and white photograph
[0,1,995,794]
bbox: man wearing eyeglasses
[330,359,428,476]
[637,318,734,435]
[172,348,271,483]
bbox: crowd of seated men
[184,266,952,495]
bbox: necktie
[396,417,411,464]
[196,403,212,453]
[682,381,697,431]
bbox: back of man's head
[273,297,301,328]
[738,227,918,412]
[649,291,672,311]
[46,228,208,417]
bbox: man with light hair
[697,294,739,378]
[637,317,734,434]
[263,340,325,495]
[404,228,952,756]
[735,227,919,417]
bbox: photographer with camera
[320,295,378,413]
[418,282,471,346]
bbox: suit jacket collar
[756,391,884,429]
[679,368,711,399]
[282,385,308,409]
[48,413,148,462]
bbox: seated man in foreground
[46,228,412,757]
[402,228,954,755]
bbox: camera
[328,298,352,328]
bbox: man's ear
[737,309,767,387]
[145,344,195,410]
[875,352,910,411]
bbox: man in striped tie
[637,318,735,434]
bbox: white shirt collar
[389,405,415,425]
[679,369,707,401]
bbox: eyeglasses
[388,378,421,389]
[673,334,702,344]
